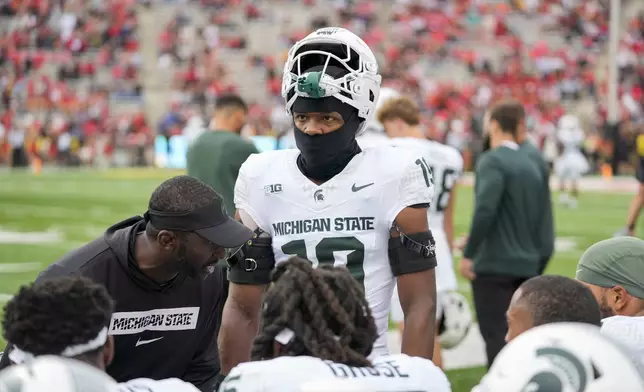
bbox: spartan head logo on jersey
[313,189,324,202]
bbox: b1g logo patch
[265,184,283,195]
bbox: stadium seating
[1,0,643,169]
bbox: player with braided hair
[218,257,450,392]
[251,257,376,366]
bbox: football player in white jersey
[219,27,439,381]
[218,258,451,392]
[377,95,467,367]
[1,276,199,392]
[554,114,589,208]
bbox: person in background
[517,109,554,274]
[576,237,644,364]
[460,100,551,367]
[615,130,644,237]
[378,95,467,368]
[505,275,601,342]
[187,94,257,217]
[554,114,589,209]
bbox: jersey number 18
[281,237,365,287]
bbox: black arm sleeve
[226,229,275,285]
[388,231,437,276]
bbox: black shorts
[638,158,644,183]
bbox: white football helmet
[475,323,644,392]
[0,356,117,392]
[438,291,473,349]
[281,27,382,129]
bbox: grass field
[0,168,640,391]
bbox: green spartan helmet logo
[297,72,326,99]
[522,347,588,392]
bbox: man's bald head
[505,275,601,342]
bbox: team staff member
[517,117,554,273]
[187,94,258,217]
[459,101,550,367]
[0,175,253,391]
[480,104,554,272]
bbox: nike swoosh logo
[352,182,374,192]
[135,337,164,347]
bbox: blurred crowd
[1,0,643,173]
[0,0,149,168]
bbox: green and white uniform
[234,145,434,356]
[218,354,451,392]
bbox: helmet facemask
[282,37,381,134]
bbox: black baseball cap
[144,197,253,248]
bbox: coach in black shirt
[0,176,253,391]
[459,101,553,367]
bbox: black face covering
[293,96,362,182]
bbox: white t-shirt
[234,146,434,356]
[601,315,644,366]
[219,354,451,392]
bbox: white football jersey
[218,354,451,392]
[115,378,199,392]
[389,138,463,231]
[356,130,390,148]
[601,316,644,366]
[235,146,434,356]
[557,126,584,153]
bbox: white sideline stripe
[0,294,13,302]
[387,323,487,370]
[0,229,63,244]
[0,262,42,273]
